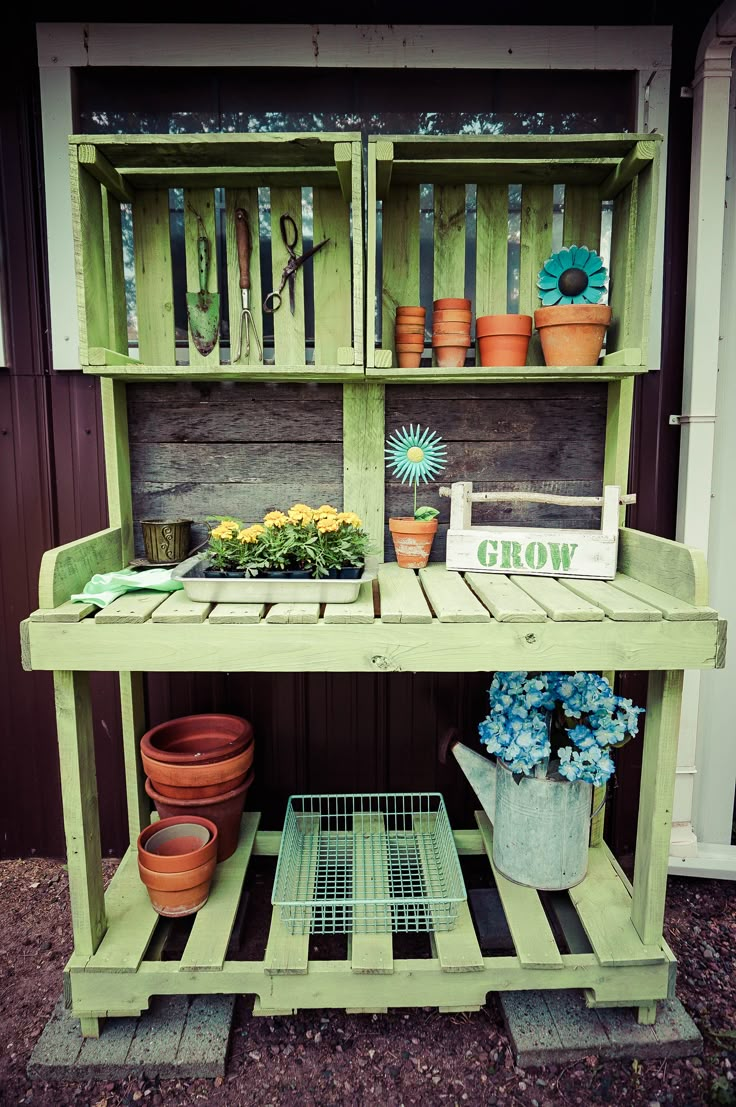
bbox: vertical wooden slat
[607,183,636,358]
[101,189,129,356]
[631,670,684,946]
[132,189,175,365]
[119,671,149,844]
[562,186,602,252]
[270,186,305,366]
[366,141,379,368]
[313,187,351,366]
[475,184,508,317]
[183,187,220,368]
[382,183,420,363]
[518,183,553,365]
[349,140,365,365]
[54,670,107,957]
[433,184,466,302]
[343,383,385,550]
[225,187,263,368]
[627,159,660,367]
[604,377,635,523]
[70,157,109,363]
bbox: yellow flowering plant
[204,505,372,578]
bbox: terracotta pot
[396,340,425,351]
[141,742,254,800]
[141,713,253,766]
[145,769,254,861]
[388,517,439,568]
[397,351,422,369]
[433,297,471,311]
[476,314,533,367]
[137,816,218,873]
[395,306,425,318]
[137,855,217,917]
[534,304,612,367]
[395,323,425,335]
[432,322,472,336]
[432,309,472,324]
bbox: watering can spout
[440,729,496,826]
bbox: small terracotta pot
[396,340,425,351]
[141,713,253,766]
[142,742,254,800]
[432,333,472,368]
[432,322,472,337]
[397,351,422,369]
[395,323,426,335]
[534,304,612,367]
[396,306,425,318]
[433,298,471,311]
[145,769,254,862]
[432,309,472,324]
[388,518,439,569]
[138,855,217,917]
[137,816,218,873]
[476,314,533,367]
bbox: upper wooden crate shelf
[69,133,364,379]
[367,133,662,376]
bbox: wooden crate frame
[70,133,364,381]
[366,133,662,381]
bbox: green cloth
[70,567,184,608]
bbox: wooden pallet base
[63,812,676,1036]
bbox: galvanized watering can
[443,733,594,891]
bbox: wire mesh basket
[272,793,467,935]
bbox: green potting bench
[20,132,726,1037]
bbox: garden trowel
[186,211,220,357]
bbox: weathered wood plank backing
[128,383,343,556]
[385,382,606,562]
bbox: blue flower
[537,246,608,307]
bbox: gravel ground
[0,856,734,1107]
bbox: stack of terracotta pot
[394,305,427,368]
[140,713,255,871]
[137,815,219,918]
[432,298,472,368]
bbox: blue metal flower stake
[537,245,608,306]
[385,424,447,520]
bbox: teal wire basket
[272,793,467,935]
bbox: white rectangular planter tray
[173,556,374,604]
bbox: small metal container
[141,520,192,563]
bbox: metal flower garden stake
[385,425,447,568]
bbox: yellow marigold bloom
[290,503,314,515]
[315,504,339,517]
[337,511,363,528]
[317,514,339,533]
[263,510,288,528]
[211,520,239,540]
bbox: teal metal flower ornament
[537,245,608,307]
[385,424,447,518]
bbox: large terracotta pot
[534,304,612,367]
[137,815,218,917]
[141,713,253,766]
[388,517,439,568]
[141,741,254,800]
[145,769,254,861]
[476,314,532,367]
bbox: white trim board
[37,23,672,70]
[669,842,736,881]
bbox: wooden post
[631,670,684,947]
[54,671,107,958]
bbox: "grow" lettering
[476,538,578,573]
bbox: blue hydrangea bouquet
[478,671,644,787]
